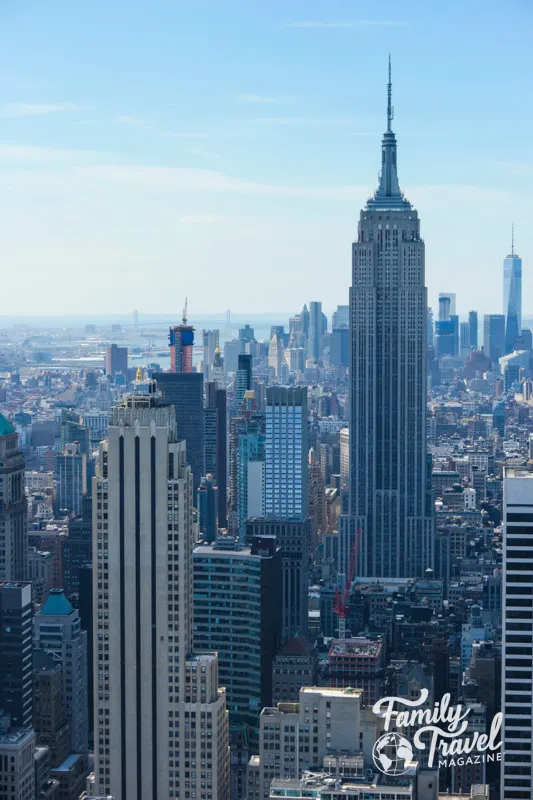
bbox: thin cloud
[114,114,207,139]
[0,102,81,119]
[282,20,406,29]
[236,93,295,105]
[241,116,362,127]
[180,214,223,223]
[186,147,221,161]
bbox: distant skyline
[0,0,532,316]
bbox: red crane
[333,528,361,640]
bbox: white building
[501,468,533,800]
[92,375,230,800]
[248,687,378,800]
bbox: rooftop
[0,413,15,436]
[329,637,383,658]
[52,752,82,772]
[40,589,74,617]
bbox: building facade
[92,376,229,800]
[265,387,308,520]
[501,468,533,800]
[0,416,27,581]
[0,582,33,731]
[34,589,89,756]
[347,62,434,578]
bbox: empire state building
[347,61,434,578]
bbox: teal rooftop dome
[0,414,15,436]
[40,589,74,616]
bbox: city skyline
[0,0,531,316]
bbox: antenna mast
[387,54,394,131]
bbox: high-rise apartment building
[265,387,308,520]
[0,416,27,581]
[504,234,523,354]
[34,589,88,755]
[347,62,434,578]
[484,314,506,365]
[0,582,33,731]
[105,345,128,377]
[92,376,229,800]
[501,468,533,800]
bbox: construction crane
[333,528,361,640]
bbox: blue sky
[0,0,532,319]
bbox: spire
[387,53,393,132]
[366,55,410,211]
[511,223,514,256]
[136,366,143,381]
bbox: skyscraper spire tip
[511,223,515,256]
[387,54,394,132]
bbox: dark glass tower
[347,60,434,578]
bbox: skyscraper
[155,370,205,500]
[234,353,252,410]
[0,416,27,581]
[501,468,533,800]
[193,535,282,797]
[55,442,87,516]
[92,375,229,800]
[34,589,88,755]
[169,300,195,373]
[0,582,33,731]
[205,381,227,527]
[307,301,324,361]
[504,230,523,354]
[483,314,506,365]
[468,310,478,348]
[347,60,434,578]
[203,329,220,379]
[265,387,308,520]
[105,344,128,376]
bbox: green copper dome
[0,414,15,436]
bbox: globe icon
[372,732,414,776]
